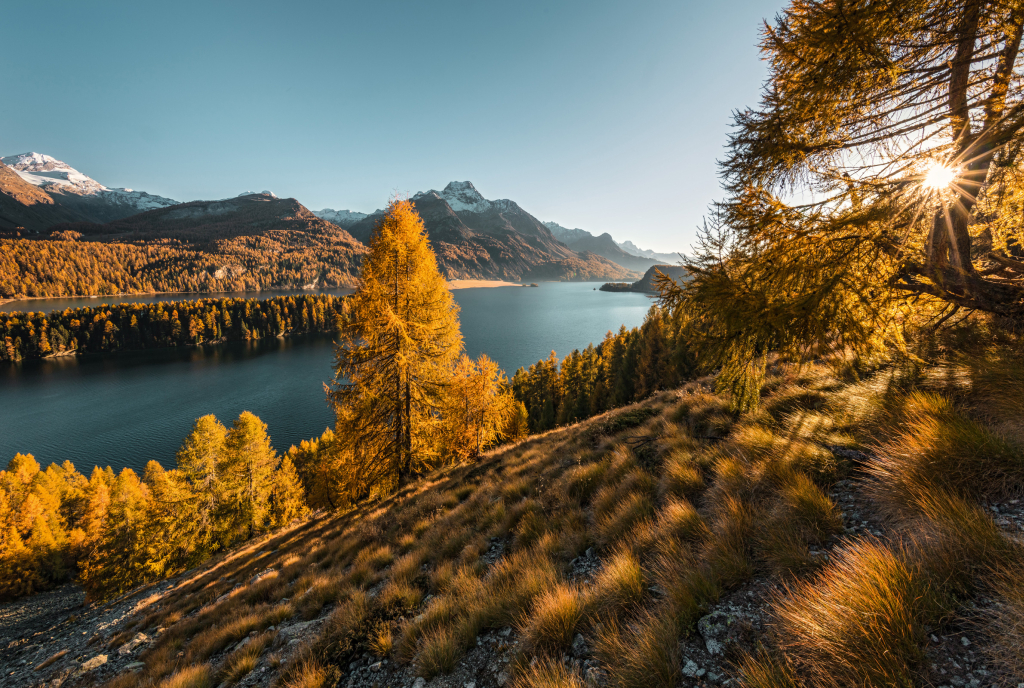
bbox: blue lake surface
[0,283,654,474]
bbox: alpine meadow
[3,2,1024,688]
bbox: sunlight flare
[923,161,957,190]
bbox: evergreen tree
[328,200,463,497]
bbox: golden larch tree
[329,199,463,497]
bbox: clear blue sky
[2,0,782,253]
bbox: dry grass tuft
[158,663,213,688]
[771,538,951,687]
[595,608,681,688]
[220,631,273,684]
[512,657,586,688]
[867,391,1024,517]
[517,583,587,654]
[416,626,462,678]
[279,660,331,688]
[983,564,1024,679]
[590,549,645,616]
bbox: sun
[923,161,957,190]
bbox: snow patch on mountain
[312,208,369,226]
[237,190,278,199]
[435,181,491,213]
[2,152,105,194]
[1,152,179,213]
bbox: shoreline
[446,279,525,290]
[0,286,357,310]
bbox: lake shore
[447,279,525,289]
[0,287,357,312]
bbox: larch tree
[224,411,278,540]
[328,199,463,498]
[175,414,229,552]
[668,0,1024,407]
[81,468,152,600]
[438,354,519,463]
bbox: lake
[0,283,654,474]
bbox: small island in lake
[600,264,688,294]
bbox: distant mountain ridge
[1,152,178,228]
[544,221,686,268]
[342,181,637,282]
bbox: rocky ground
[4,446,1023,688]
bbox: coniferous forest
[0,293,347,361]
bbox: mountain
[600,264,689,293]
[344,181,638,282]
[1,152,179,228]
[0,162,86,232]
[544,221,686,268]
[551,228,663,273]
[312,208,369,229]
[616,239,685,265]
[9,193,368,295]
[543,221,595,245]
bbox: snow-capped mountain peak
[312,208,368,228]
[2,152,105,194]
[439,181,491,213]
[1,151,179,216]
[237,190,278,199]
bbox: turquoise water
[0,283,654,474]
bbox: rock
[117,633,149,656]
[697,608,756,656]
[585,666,606,687]
[465,683,477,688]
[572,633,588,657]
[413,678,427,688]
[250,569,277,585]
[369,661,382,672]
[279,620,317,636]
[80,655,107,672]
[683,660,702,678]
[124,662,145,671]
[500,627,512,637]
[961,636,972,646]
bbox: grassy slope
[83,350,1024,688]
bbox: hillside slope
[10,349,1024,688]
[1,195,367,297]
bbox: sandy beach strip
[447,279,525,289]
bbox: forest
[0,293,348,361]
[0,234,362,299]
[511,304,692,433]
[0,411,306,601]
